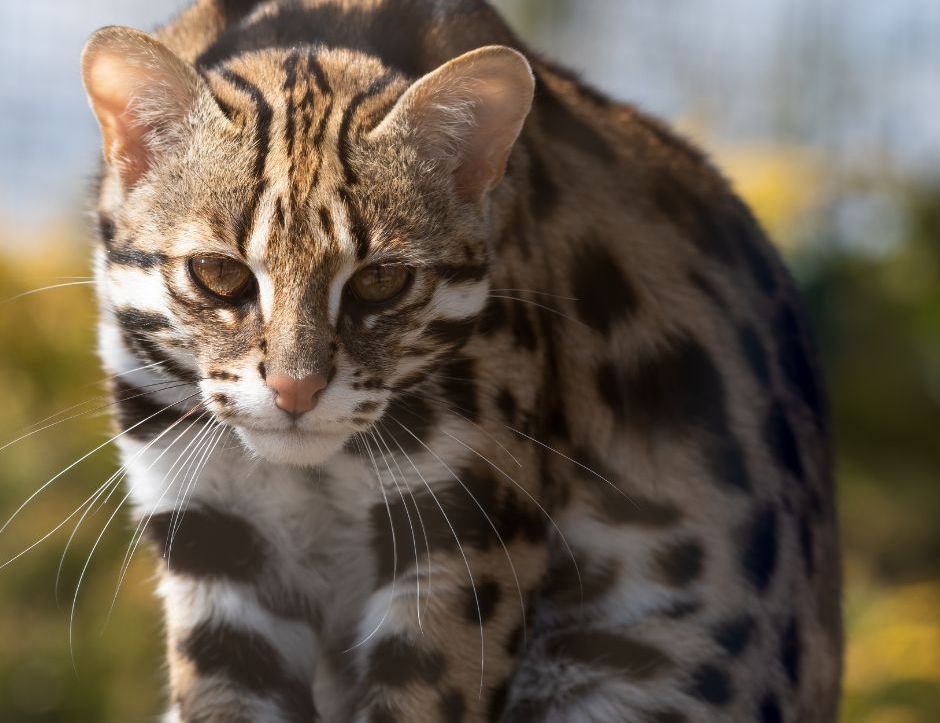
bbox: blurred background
[0,0,938,720]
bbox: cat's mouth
[234,424,351,467]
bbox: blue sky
[1,0,937,234]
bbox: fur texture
[82,1,842,721]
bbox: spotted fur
[81,1,841,721]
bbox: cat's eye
[349,264,412,304]
[188,256,254,302]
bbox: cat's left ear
[81,26,205,189]
[370,46,535,204]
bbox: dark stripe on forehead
[338,188,371,260]
[337,74,394,187]
[307,51,331,95]
[219,69,273,255]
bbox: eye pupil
[189,256,253,302]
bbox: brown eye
[349,264,412,304]
[189,256,254,301]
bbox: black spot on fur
[487,680,509,722]
[368,637,445,687]
[596,338,750,492]
[741,505,779,592]
[508,300,538,351]
[591,489,682,528]
[496,389,517,424]
[439,357,479,422]
[536,79,615,163]
[655,540,704,587]
[713,615,755,657]
[355,400,381,415]
[465,578,501,624]
[764,400,805,482]
[780,617,801,687]
[775,303,825,429]
[541,554,617,607]
[546,631,671,679]
[571,241,639,335]
[690,664,733,705]
[651,175,737,265]
[258,361,267,380]
[479,297,508,335]
[146,507,266,582]
[439,690,466,723]
[527,145,560,218]
[738,324,771,386]
[180,622,315,720]
[760,693,784,723]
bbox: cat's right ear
[81,26,204,189]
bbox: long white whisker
[0,280,94,306]
[489,294,587,328]
[442,428,582,616]
[386,425,486,696]
[372,426,427,631]
[108,410,214,617]
[345,433,400,651]
[0,391,202,560]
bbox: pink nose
[265,372,327,417]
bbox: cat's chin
[236,427,348,467]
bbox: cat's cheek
[235,426,349,467]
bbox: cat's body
[82,0,841,721]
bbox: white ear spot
[81,26,209,188]
[370,46,535,203]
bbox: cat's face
[85,32,533,466]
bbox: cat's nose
[265,372,327,417]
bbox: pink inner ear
[452,79,526,202]
[86,56,158,186]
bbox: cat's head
[82,26,533,466]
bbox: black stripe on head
[98,214,116,248]
[431,262,489,284]
[115,310,201,383]
[146,507,266,581]
[306,51,331,95]
[112,380,191,439]
[219,70,273,255]
[107,246,167,269]
[337,74,394,187]
[116,309,170,334]
[338,188,371,260]
[180,621,316,721]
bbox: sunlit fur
[81,1,840,722]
